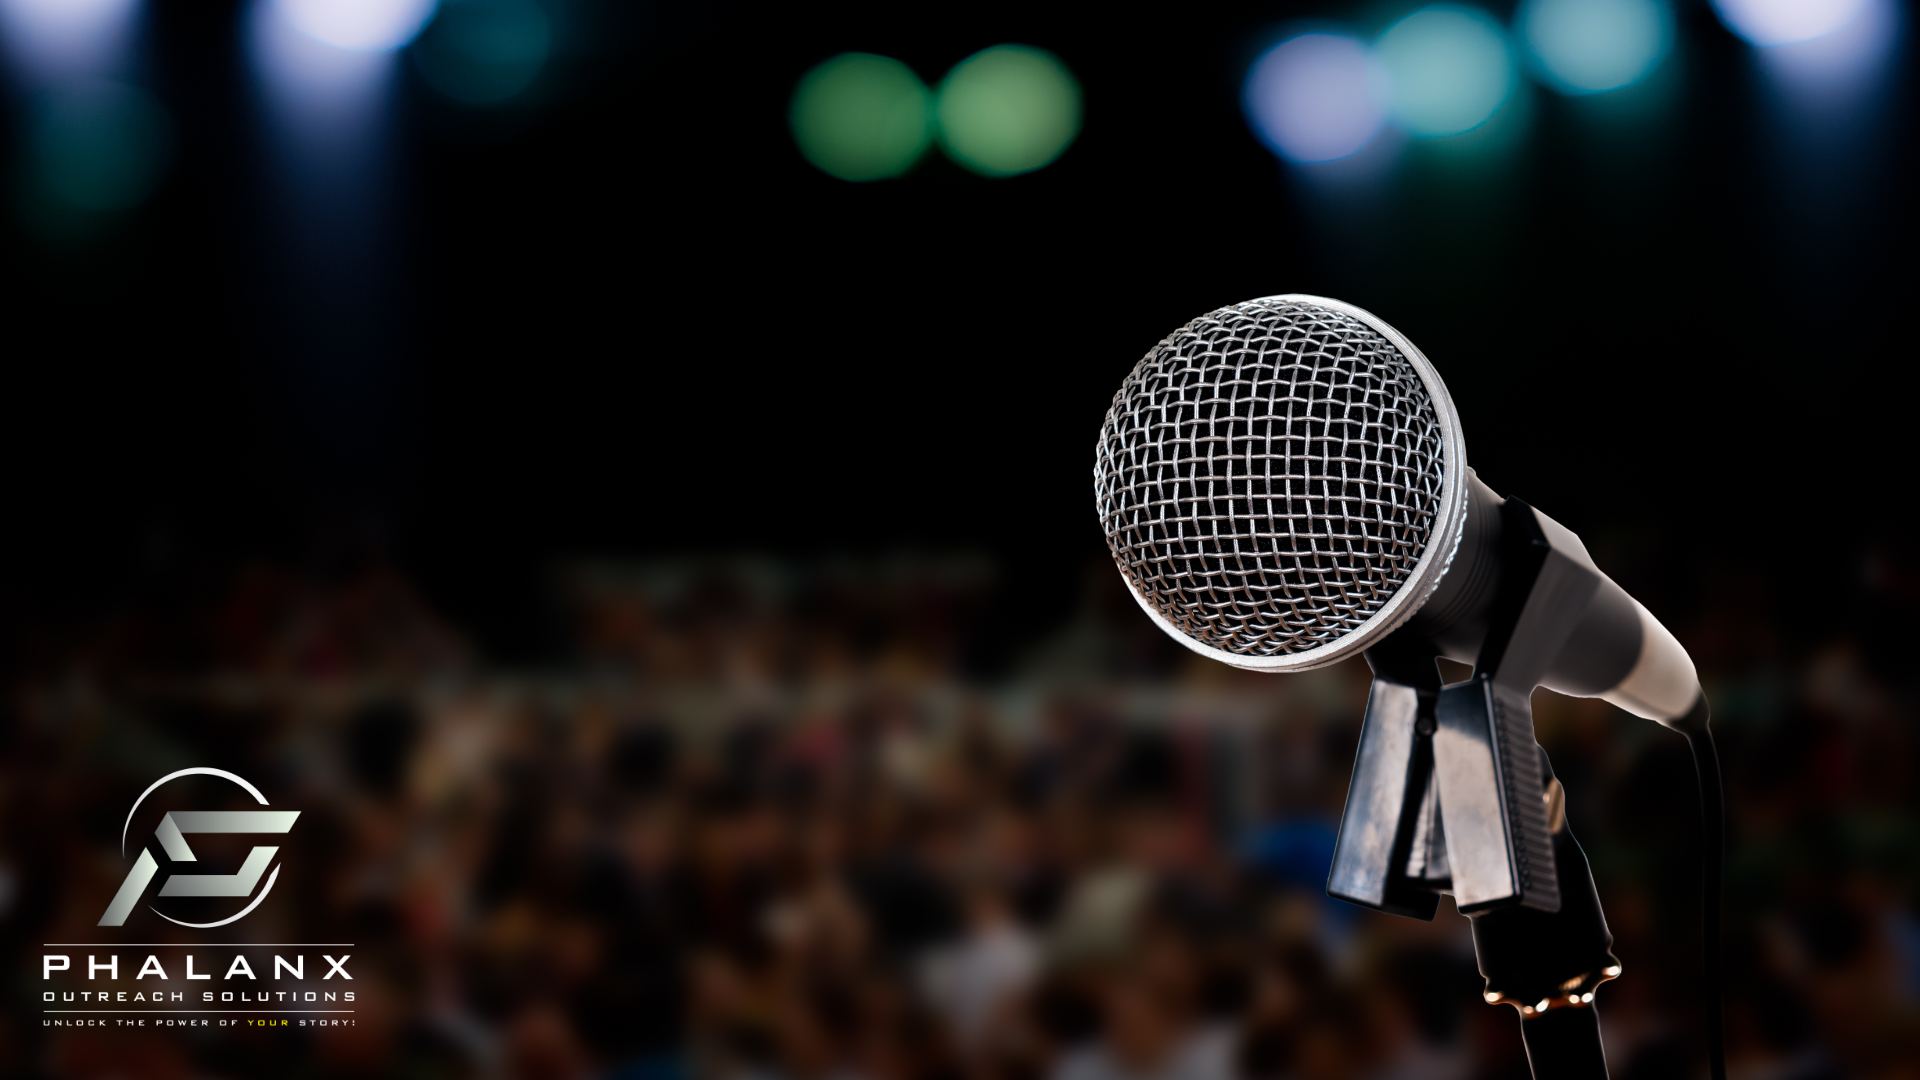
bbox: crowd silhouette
[7,553,1917,1080]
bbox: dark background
[5,0,1913,668]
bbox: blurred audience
[3,554,1916,1080]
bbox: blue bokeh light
[412,0,550,106]
[1376,5,1515,137]
[1711,0,1870,44]
[1520,0,1673,93]
[1242,33,1389,163]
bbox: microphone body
[1410,473,1700,727]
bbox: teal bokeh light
[790,53,933,182]
[1520,0,1672,93]
[412,0,551,105]
[936,45,1081,177]
[28,80,174,212]
[1377,5,1515,137]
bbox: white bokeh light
[273,0,437,52]
[253,0,393,114]
[1710,0,1870,44]
[0,0,138,83]
[1753,0,1901,95]
[1243,34,1390,163]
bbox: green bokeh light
[790,53,933,182]
[936,45,1081,178]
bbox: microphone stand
[1326,498,1629,1080]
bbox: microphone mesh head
[1093,296,1459,668]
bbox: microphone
[1091,293,1700,727]
[1092,295,1724,1080]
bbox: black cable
[1681,716,1726,1080]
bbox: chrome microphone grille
[1093,295,1469,671]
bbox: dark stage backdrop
[1,0,1914,666]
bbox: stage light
[935,45,1081,177]
[790,53,933,182]
[0,0,138,82]
[273,0,437,53]
[1376,5,1515,137]
[252,0,394,116]
[247,0,401,258]
[1243,34,1389,163]
[1752,0,1899,85]
[1710,0,1870,44]
[27,80,173,211]
[1519,0,1673,93]
[412,0,549,105]
[247,0,412,480]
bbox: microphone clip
[1329,496,1581,915]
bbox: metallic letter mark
[98,773,299,927]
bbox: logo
[99,768,299,928]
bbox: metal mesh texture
[1094,298,1448,658]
